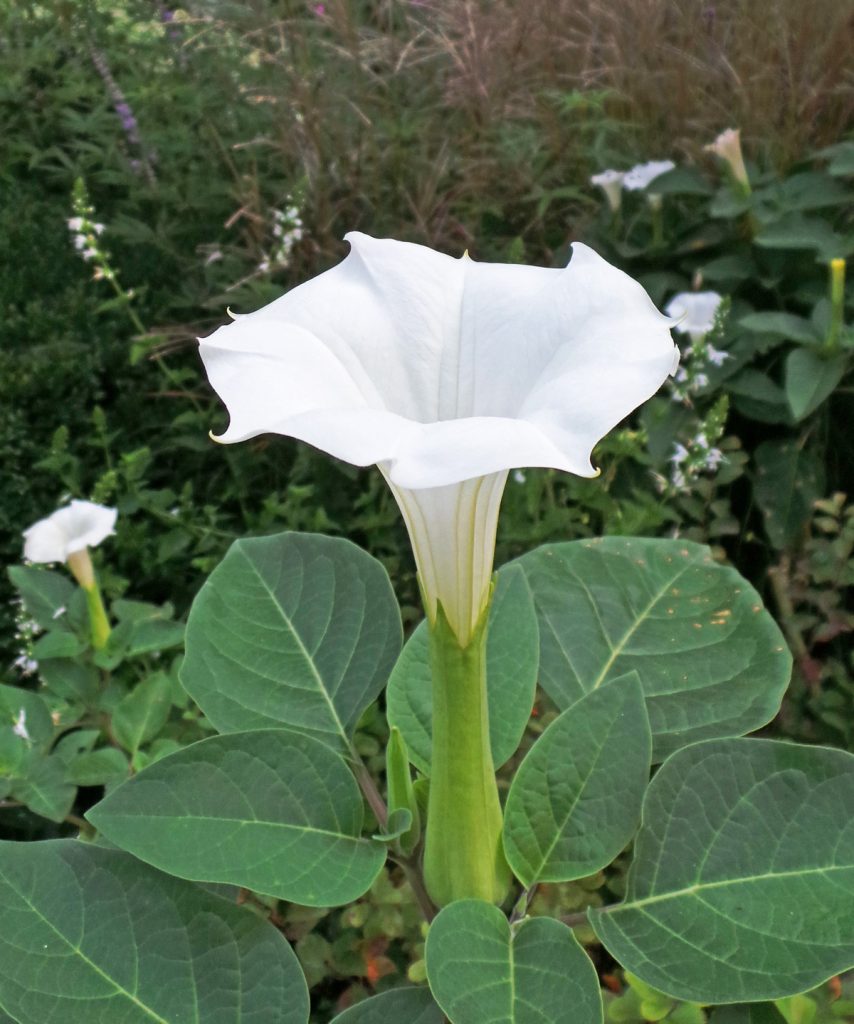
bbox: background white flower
[665,290,723,342]
[622,160,676,191]
[590,169,625,211]
[23,500,117,565]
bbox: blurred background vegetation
[1,0,853,1018]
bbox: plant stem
[423,604,511,907]
[350,748,388,830]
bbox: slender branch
[349,749,388,829]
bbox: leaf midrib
[608,862,854,913]
[2,871,176,1024]
[240,547,348,741]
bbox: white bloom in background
[590,169,625,212]
[665,291,723,343]
[67,217,84,232]
[670,443,689,464]
[13,656,38,677]
[706,344,729,367]
[705,448,724,470]
[705,128,750,190]
[12,708,29,740]
[622,160,675,191]
[23,500,117,565]
[200,233,678,643]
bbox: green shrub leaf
[784,348,847,421]
[502,673,651,886]
[111,671,174,756]
[590,738,854,1002]
[512,538,791,761]
[0,840,309,1024]
[331,987,443,1023]
[386,564,538,774]
[426,899,602,1024]
[180,532,402,744]
[87,728,386,907]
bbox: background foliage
[1,0,853,1018]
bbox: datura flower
[200,233,677,642]
[590,169,625,213]
[705,128,750,192]
[23,500,117,570]
[22,500,116,648]
[665,291,723,344]
[622,160,675,192]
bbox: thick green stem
[423,603,511,907]
[67,548,111,649]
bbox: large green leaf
[0,840,308,1024]
[426,900,602,1024]
[386,565,538,774]
[590,738,854,1002]
[111,671,174,756]
[753,440,824,549]
[784,348,847,421]
[331,987,443,1024]
[88,728,386,907]
[180,532,402,743]
[502,673,651,887]
[511,538,791,761]
[6,565,75,632]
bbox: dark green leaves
[784,348,847,420]
[0,840,309,1024]
[386,565,538,774]
[591,738,854,1002]
[753,440,824,548]
[331,988,443,1024]
[88,729,385,907]
[512,538,791,760]
[180,533,402,744]
[426,900,602,1024]
[503,674,651,887]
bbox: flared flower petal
[201,233,677,490]
[23,500,117,564]
[623,160,675,191]
[200,233,678,641]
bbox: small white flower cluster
[258,203,304,273]
[68,215,106,264]
[67,182,114,283]
[669,432,725,492]
[665,292,730,403]
[590,161,675,212]
[11,595,41,679]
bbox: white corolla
[199,233,678,643]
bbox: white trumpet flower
[200,232,678,643]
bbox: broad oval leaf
[511,538,791,761]
[503,673,651,887]
[331,987,443,1024]
[590,738,854,1002]
[180,532,402,743]
[386,565,538,774]
[426,899,602,1024]
[0,839,309,1024]
[784,348,847,421]
[88,728,386,907]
